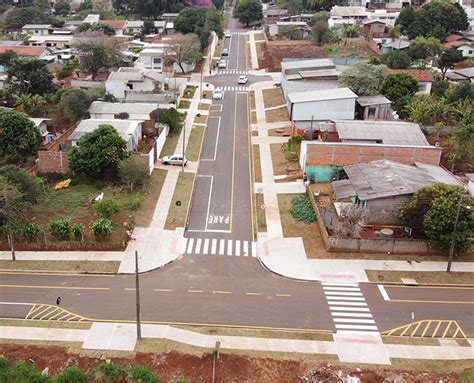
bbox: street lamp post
[446,196,463,273]
[182,123,186,173]
[134,250,142,339]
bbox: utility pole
[134,250,142,339]
[182,122,186,173]
[2,188,16,261]
[447,196,463,273]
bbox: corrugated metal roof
[334,160,461,200]
[332,179,356,199]
[288,87,357,103]
[71,119,140,142]
[22,24,52,29]
[356,95,391,106]
[281,58,334,71]
[334,120,429,146]
[89,101,157,115]
[331,6,367,17]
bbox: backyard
[270,143,301,179]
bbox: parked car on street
[222,48,229,56]
[213,88,224,100]
[237,75,248,84]
[161,154,187,166]
[225,31,231,38]
[218,59,227,68]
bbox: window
[469,50,473,55]
[368,107,376,117]
[153,57,162,67]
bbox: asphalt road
[1,269,473,336]
[0,8,472,341]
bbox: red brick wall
[306,143,441,166]
[38,150,69,174]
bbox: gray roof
[333,160,461,200]
[22,24,52,29]
[331,6,367,17]
[281,58,335,71]
[126,20,144,28]
[382,39,410,50]
[287,80,340,95]
[334,120,428,146]
[71,119,140,142]
[356,95,391,107]
[288,87,357,103]
[107,69,143,82]
[299,69,341,78]
[89,101,157,115]
[154,20,166,28]
[454,67,474,78]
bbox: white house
[287,87,357,122]
[70,119,143,151]
[136,48,165,71]
[125,20,144,35]
[22,24,51,36]
[457,43,474,57]
[329,6,368,28]
[29,118,51,145]
[154,20,166,34]
[83,14,100,24]
[29,35,74,49]
[89,101,159,121]
[105,67,165,101]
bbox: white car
[218,59,227,68]
[213,88,224,100]
[221,48,229,56]
[237,75,248,84]
[225,31,231,38]
[161,154,187,166]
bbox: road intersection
[0,8,473,347]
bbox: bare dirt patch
[265,106,289,123]
[262,88,285,109]
[1,343,468,383]
[259,40,326,72]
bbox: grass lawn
[382,336,439,346]
[164,172,195,230]
[0,260,119,273]
[214,38,224,58]
[253,144,262,183]
[254,32,265,40]
[134,168,167,227]
[249,90,256,110]
[265,106,289,123]
[255,193,267,232]
[0,319,91,330]
[198,103,210,110]
[160,125,183,158]
[245,35,251,69]
[256,41,264,60]
[366,270,474,285]
[270,143,300,176]
[262,88,285,109]
[182,85,197,99]
[178,100,191,109]
[185,126,204,161]
[194,114,208,124]
[251,111,257,124]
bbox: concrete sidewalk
[247,31,259,70]
[258,237,474,283]
[2,323,472,365]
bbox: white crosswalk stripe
[221,86,249,92]
[182,237,257,257]
[218,70,248,75]
[230,31,247,35]
[322,283,379,334]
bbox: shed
[356,95,392,120]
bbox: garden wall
[307,187,442,255]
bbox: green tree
[54,0,70,16]
[311,21,330,44]
[305,0,347,12]
[383,51,411,69]
[164,33,202,74]
[55,87,103,123]
[401,184,473,253]
[446,81,474,105]
[14,93,48,117]
[69,125,128,177]
[174,8,223,47]
[0,50,17,68]
[2,7,49,30]
[0,109,41,163]
[0,165,43,203]
[55,367,87,383]
[233,0,263,26]
[73,31,123,79]
[342,23,360,38]
[141,17,155,36]
[287,0,303,15]
[127,365,159,383]
[395,6,415,35]
[431,74,449,97]
[159,107,182,134]
[7,58,54,96]
[57,57,80,80]
[118,157,150,192]
[407,36,443,68]
[339,62,387,96]
[381,72,419,113]
[438,47,465,79]
[308,11,329,26]
[92,0,115,19]
[281,25,300,40]
[174,7,201,34]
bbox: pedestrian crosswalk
[219,86,249,92]
[218,70,248,75]
[322,282,379,333]
[181,237,257,257]
[230,32,247,35]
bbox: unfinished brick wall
[305,143,441,166]
[38,150,69,174]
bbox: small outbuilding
[356,95,392,120]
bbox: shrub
[23,223,43,242]
[72,223,85,241]
[0,356,8,369]
[125,194,144,211]
[95,199,122,218]
[291,195,316,223]
[54,367,87,383]
[49,218,72,240]
[7,361,52,383]
[127,365,159,383]
[88,362,125,383]
[91,218,113,239]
